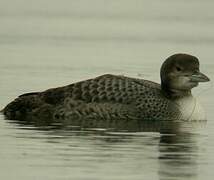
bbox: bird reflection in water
[158,121,205,180]
[5,116,206,180]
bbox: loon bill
[2,53,210,122]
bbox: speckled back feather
[3,74,180,122]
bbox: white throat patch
[175,95,206,121]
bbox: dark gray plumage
[2,53,210,123]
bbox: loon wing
[3,74,160,121]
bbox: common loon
[2,54,210,122]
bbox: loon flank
[3,53,210,122]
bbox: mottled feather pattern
[3,74,180,122]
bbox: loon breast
[174,95,206,121]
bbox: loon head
[160,53,210,98]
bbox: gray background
[0,0,214,180]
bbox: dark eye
[176,66,181,71]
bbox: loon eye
[176,66,182,71]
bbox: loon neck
[161,84,192,99]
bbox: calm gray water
[1,0,214,179]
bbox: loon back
[3,74,179,122]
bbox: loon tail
[3,92,55,121]
[18,92,40,97]
[3,92,40,119]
